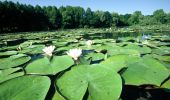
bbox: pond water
[82,31,170,40]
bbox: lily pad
[122,57,169,86]
[161,78,170,93]
[85,52,105,61]
[0,51,18,57]
[19,45,45,54]
[25,55,74,75]
[100,55,140,72]
[124,44,151,54]
[56,65,122,100]
[0,75,50,100]
[0,54,31,69]
[52,90,65,100]
[108,48,140,56]
[0,67,24,83]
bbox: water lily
[86,40,94,46]
[67,48,82,60]
[17,45,22,51]
[43,45,55,56]
[142,40,149,45]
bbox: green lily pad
[0,51,18,57]
[152,47,170,55]
[25,55,74,75]
[0,67,24,83]
[85,52,105,61]
[56,65,122,100]
[19,45,45,54]
[161,77,170,92]
[122,57,169,86]
[124,44,151,54]
[108,48,140,56]
[152,54,170,62]
[0,54,31,69]
[100,55,140,72]
[0,75,50,100]
[52,90,65,100]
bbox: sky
[4,0,170,15]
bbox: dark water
[83,31,170,40]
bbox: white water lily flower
[67,48,82,60]
[86,40,94,46]
[142,40,149,45]
[43,45,55,56]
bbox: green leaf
[26,55,74,75]
[0,67,24,83]
[122,57,169,86]
[161,78,170,93]
[152,47,170,55]
[0,75,50,100]
[152,54,170,62]
[0,54,31,69]
[107,48,140,56]
[19,45,45,54]
[124,44,151,54]
[100,55,140,72]
[85,52,105,61]
[0,51,18,57]
[56,65,122,100]
[52,90,65,100]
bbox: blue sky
[6,0,170,15]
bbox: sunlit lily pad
[0,67,24,83]
[0,54,31,69]
[85,52,105,61]
[19,45,45,54]
[56,65,122,100]
[0,51,18,57]
[0,75,50,100]
[108,48,140,56]
[124,44,151,54]
[122,57,169,86]
[100,55,140,72]
[25,55,74,75]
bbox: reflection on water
[83,31,170,40]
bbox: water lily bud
[67,48,82,60]
[86,40,94,46]
[43,45,55,56]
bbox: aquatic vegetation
[66,48,82,60]
[0,29,170,100]
[42,45,55,56]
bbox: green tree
[112,12,119,26]
[44,6,62,29]
[128,11,143,25]
[153,9,167,24]
[100,11,112,27]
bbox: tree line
[0,1,170,32]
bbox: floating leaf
[26,55,74,75]
[19,45,45,54]
[0,51,18,57]
[122,57,169,86]
[52,90,65,100]
[0,75,50,100]
[0,67,24,83]
[0,54,31,69]
[124,44,151,54]
[100,55,140,72]
[108,48,140,56]
[56,65,122,100]
[85,52,105,61]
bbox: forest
[0,1,170,33]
